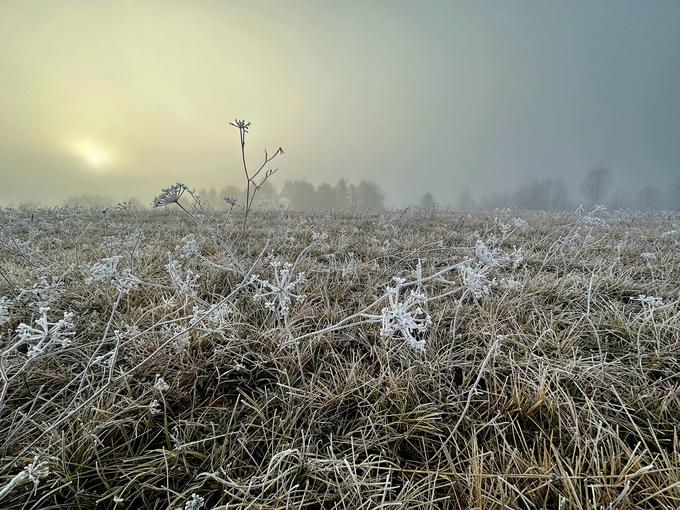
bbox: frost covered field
[0,205,679,509]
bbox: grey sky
[1,0,679,205]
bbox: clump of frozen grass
[250,260,306,319]
[378,277,431,351]
[0,296,11,325]
[15,307,75,358]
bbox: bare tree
[580,166,611,207]
[229,119,284,230]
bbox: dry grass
[0,206,678,509]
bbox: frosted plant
[167,257,199,296]
[177,493,205,510]
[177,234,200,259]
[378,277,431,351]
[250,260,306,319]
[148,399,161,415]
[0,456,51,498]
[86,256,122,284]
[114,201,132,211]
[475,240,505,268]
[0,296,10,325]
[459,262,494,299]
[512,217,529,230]
[558,231,582,252]
[640,252,656,261]
[341,252,358,280]
[154,374,170,392]
[86,257,138,294]
[191,302,231,333]
[152,183,188,207]
[312,231,329,244]
[634,295,665,309]
[19,276,64,307]
[510,246,524,269]
[15,307,75,358]
[499,278,521,290]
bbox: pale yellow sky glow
[1,0,679,205]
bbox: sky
[1,0,679,205]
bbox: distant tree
[316,182,339,211]
[580,166,611,207]
[355,180,385,210]
[550,178,570,209]
[671,174,680,210]
[419,191,436,211]
[513,178,552,210]
[457,189,474,210]
[255,181,279,207]
[333,178,351,209]
[638,185,661,211]
[282,179,316,210]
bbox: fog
[1,0,679,208]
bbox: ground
[0,206,678,509]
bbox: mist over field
[1,2,680,509]
[2,0,680,208]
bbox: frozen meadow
[0,204,678,508]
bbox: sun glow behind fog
[68,139,113,171]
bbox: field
[0,205,678,509]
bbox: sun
[69,139,113,171]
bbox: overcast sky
[1,0,679,205]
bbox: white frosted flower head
[154,374,170,393]
[640,252,656,261]
[250,259,307,319]
[179,493,205,510]
[17,308,76,358]
[152,183,188,207]
[634,295,665,309]
[149,399,162,415]
[460,262,494,300]
[512,217,529,230]
[177,234,200,259]
[379,278,431,351]
[86,256,122,285]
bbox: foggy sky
[1,0,679,205]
